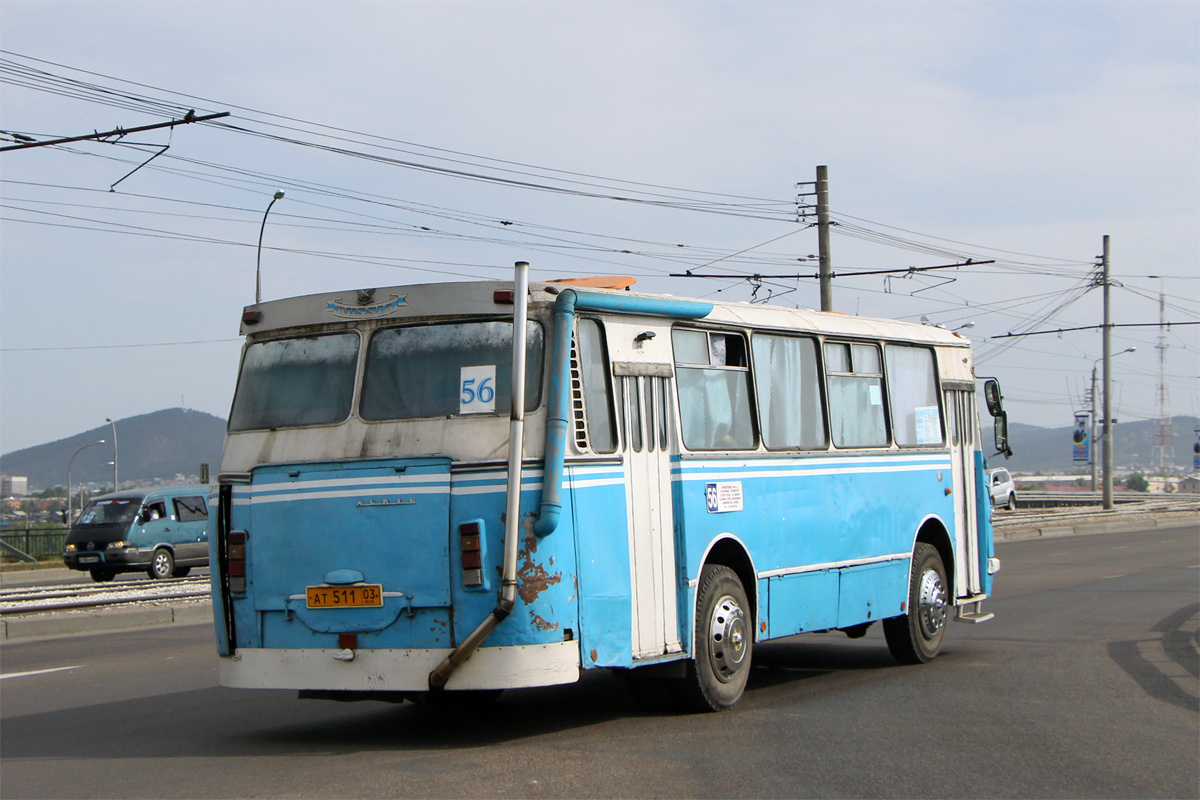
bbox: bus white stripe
[756,552,912,580]
[675,463,949,482]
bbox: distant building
[1,475,28,498]
[1180,475,1200,495]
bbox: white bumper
[220,640,581,692]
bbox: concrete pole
[1101,235,1114,510]
[817,165,832,312]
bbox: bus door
[944,386,982,597]
[614,362,684,661]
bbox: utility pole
[1101,235,1114,510]
[816,165,832,312]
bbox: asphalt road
[1,527,1196,799]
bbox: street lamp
[105,417,119,491]
[67,440,105,523]
[255,191,285,305]
[1089,348,1135,492]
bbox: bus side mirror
[994,411,1012,459]
[984,379,1004,418]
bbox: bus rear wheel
[884,543,948,664]
[674,564,752,712]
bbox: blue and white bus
[210,264,1005,711]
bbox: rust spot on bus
[516,526,561,605]
[530,612,559,632]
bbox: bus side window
[825,341,889,448]
[672,328,756,451]
[884,344,944,446]
[751,333,827,449]
[575,319,617,453]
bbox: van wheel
[1006,493,1017,511]
[883,543,948,664]
[171,567,191,578]
[149,548,174,580]
[89,568,115,583]
[673,565,752,712]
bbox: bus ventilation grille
[569,338,589,451]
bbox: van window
[173,496,209,522]
[141,501,168,522]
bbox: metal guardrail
[1014,491,1200,509]
[0,527,68,561]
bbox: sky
[1,1,1197,459]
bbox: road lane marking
[0,665,82,680]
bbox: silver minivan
[63,486,210,582]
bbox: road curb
[1,601,212,641]
[996,515,1198,542]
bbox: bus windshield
[229,332,359,431]
[361,320,544,420]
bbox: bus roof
[240,278,970,349]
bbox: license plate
[77,555,100,564]
[306,584,383,609]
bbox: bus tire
[884,543,948,664]
[149,548,174,580]
[89,568,115,583]
[674,564,752,712]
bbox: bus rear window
[229,333,359,431]
[361,321,544,421]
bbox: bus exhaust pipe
[429,261,530,691]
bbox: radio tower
[1153,290,1174,472]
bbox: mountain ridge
[1,408,225,491]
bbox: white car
[989,468,1017,511]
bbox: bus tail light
[227,531,247,594]
[459,521,484,587]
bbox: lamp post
[1089,347,1135,492]
[105,417,119,491]
[255,191,285,305]
[67,440,105,523]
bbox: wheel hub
[917,568,947,638]
[707,593,748,682]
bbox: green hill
[1,408,226,491]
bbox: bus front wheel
[884,543,948,664]
[675,564,752,712]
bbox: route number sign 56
[460,365,497,414]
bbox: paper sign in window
[459,365,496,414]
